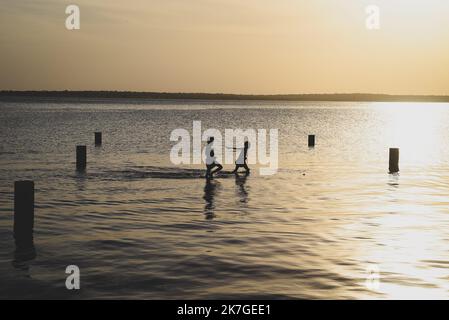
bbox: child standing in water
[205,137,223,179]
[230,140,251,175]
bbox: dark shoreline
[1,91,449,103]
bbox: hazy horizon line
[1,90,449,103]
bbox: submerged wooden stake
[389,148,399,173]
[95,132,102,146]
[308,135,315,147]
[76,145,87,170]
[14,181,35,250]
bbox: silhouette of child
[205,137,223,179]
[230,141,250,175]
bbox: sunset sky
[1,0,449,94]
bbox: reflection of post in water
[75,170,87,192]
[235,173,249,204]
[203,178,219,220]
[387,174,399,189]
[13,181,36,265]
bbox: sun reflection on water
[375,102,448,166]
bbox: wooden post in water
[389,148,399,173]
[95,132,102,146]
[76,145,87,170]
[14,181,35,251]
[308,135,315,147]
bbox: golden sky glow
[1,0,449,94]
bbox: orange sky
[1,0,448,94]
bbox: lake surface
[1,100,449,299]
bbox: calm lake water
[1,100,449,299]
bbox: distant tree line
[1,91,448,102]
